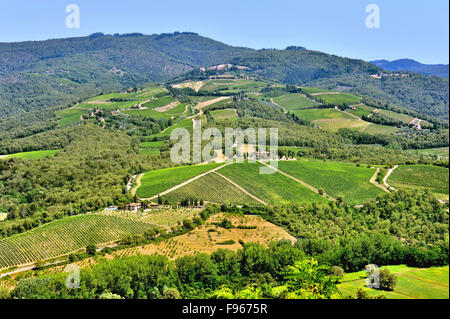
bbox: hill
[371,59,449,79]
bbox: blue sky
[0,0,448,64]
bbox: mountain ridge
[370,58,449,79]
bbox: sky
[0,0,448,64]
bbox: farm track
[383,165,399,190]
[130,173,144,196]
[214,172,268,205]
[335,106,361,120]
[310,92,339,96]
[270,98,288,113]
[195,96,231,111]
[370,168,390,193]
[257,161,335,201]
[139,163,232,201]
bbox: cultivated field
[295,108,355,121]
[210,108,238,119]
[277,160,384,204]
[387,164,449,198]
[273,93,318,110]
[347,104,376,118]
[114,213,296,259]
[55,108,87,126]
[0,214,155,269]
[337,265,449,299]
[136,163,224,199]
[218,162,327,205]
[163,172,261,205]
[312,92,361,106]
[1,150,59,160]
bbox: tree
[330,266,344,282]
[86,244,97,256]
[379,269,397,291]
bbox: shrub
[379,269,397,291]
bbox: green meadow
[313,93,361,106]
[337,265,449,299]
[388,164,449,197]
[2,150,59,160]
[294,108,355,121]
[273,93,318,110]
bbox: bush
[330,266,344,282]
[379,269,397,291]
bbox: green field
[152,118,193,138]
[142,96,175,109]
[347,104,376,118]
[0,214,155,269]
[273,93,318,110]
[294,108,355,121]
[199,79,266,93]
[136,163,223,198]
[165,103,188,115]
[210,108,237,119]
[55,108,88,126]
[277,160,384,204]
[406,147,449,159]
[388,165,449,197]
[2,150,59,160]
[300,87,329,94]
[337,265,449,299]
[123,108,173,119]
[313,93,361,106]
[316,119,399,135]
[377,109,414,124]
[218,162,327,205]
[164,172,260,205]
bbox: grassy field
[114,213,295,260]
[273,93,318,110]
[136,163,223,198]
[388,164,449,197]
[152,118,193,138]
[164,172,261,205]
[300,87,329,94]
[55,108,87,126]
[337,265,449,299]
[294,108,355,121]
[218,162,327,205]
[277,160,384,204]
[347,104,376,118]
[406,147,449,159]
[316,119,399,135]
[210,108,238,119]
[0,214,155,269]
[313,93,361,106]
[123,108,173,119]
[377,109,415,124]
[199,79,266,93]
[2,150,59,160]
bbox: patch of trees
[231,190,449,272]
[8,241,342,299]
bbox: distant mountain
[370,59,449,79]
[0,32,447,121]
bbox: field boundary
[370,168,390,193]
[257,161,335,201]
[139,163,232,201]
[214,172,268,205]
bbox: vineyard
[0,214,155,269]
[164,172,260,205]
[217,162,327,205]
[136,163,223,198]
[277,160,385,204]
